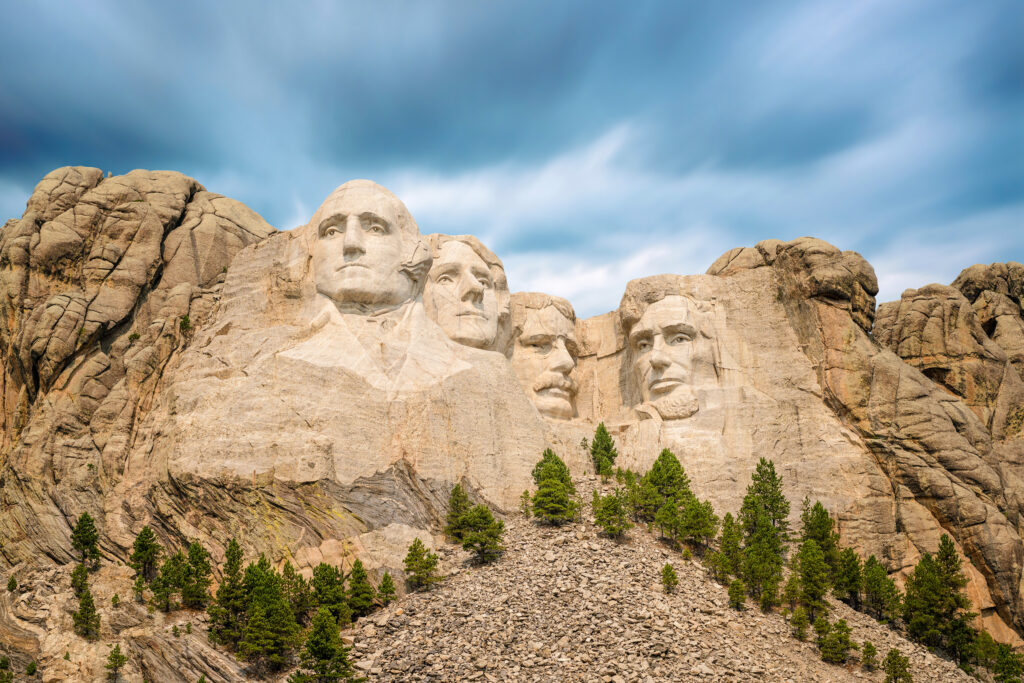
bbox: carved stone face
[629,295,701,417]
[424,241,500,349]
[510,305,578,420]
[312,184,416,307]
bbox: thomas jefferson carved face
[510,302,578,420]
[424,240,501,349]
[311,182,421,308]
[628,295,702,418]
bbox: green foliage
[800,498,839,573]
[519,490,532,518]
[903,535,975,655]
[444,484,473,542]
[6,576,14,592]
[403,538,440,591]
[645,449,692,504]
[208,539,247,648]
[132,574,147,603]
[661,563,678,593]
[71,563,89,598]
[151,550,188,612]
[312,563,351,626]
[71,512,101,567]
[282,561,314,625]
[680,497,718,549]
[703,551,729,585]
[862,555,901,622]
[182,541,213,609]
[975,630,1000,671]
[593,489,633,539]
[832,547,862,608]
[782,572,800,609]
[627,478,662,523]
[654,495,683,544]
[882,648,913,683]
[590,422,618,476]
[288,607,364,682]
[797,540,830,620]
[63,652,69,661]
[790,606,809,641]
[681,547,692,562]
[718,513,743,578]
[741,516,784,605]
[129,526,162,584]
[377,573,396,606]
[25,661,36,676]
[460,504,505,564]
[73,584,101,640]
[179,314,192,333]
[531,449,574,494]
[994,642,1024,683]
[347,560,377,619]
[739,458,790,543]
[532,461,577,525]
[819,618,858,664]
[861,641,878,671]
[728,579,746,610]
[238,556,301,674]
[813,616,830,647]
[111,593,120,607]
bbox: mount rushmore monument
[2,167,1024,644]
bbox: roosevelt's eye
[477,276,492,288]
[527,342,552,354]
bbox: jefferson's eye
[436,274,454,284]
[477,276,492,288]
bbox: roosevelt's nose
[549,338,575,373]
[458,274,484,303]
[342,215,365,256]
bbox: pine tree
[832,547,862,608]
[71,512,101,567]
[861,641,878,671]
[797,539,830,620]
[653,496,682,545]
[902,553,949,648]
[444,484,472,542]
[741,512,784,605]
[129,526,162,583]
[782,572,801,609]
[813,616,831,647]
[661,563,678,593]
[312,563,351,626]
[403,539,440,591]
[132,574,146,603]
[593,489,632,539]
[532,461,577,525]
[590,423,618,477]
[152,550,188,612]
[728,579,746,610]
[73,584,101,639]
[882,648,913,683]
[718,513,743,578]
[208,539,247,648]
[628,478,663,523]
[347,560,376,619]
[863,555,900,622]
[377,573,396,606]
[71,563,89,598]
[994,642,1024,683]
[791,606,810,641]
[6,576,14,592]
[680,497,718,550]
[800,498,839,573]
[531,449,574,494]
[282,561,314,625]
[703,550,730,585]
[739,458,790,542]
[182,541,212,609]
[460,504,505,563]
[105,643,127,681]
[645,449,692,504]
[819,618,858,664]
[288,607,363,682]
[519,490,532,518]
[238,561,300,674]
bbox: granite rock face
[1,168,1023,676]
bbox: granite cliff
[0,167,1022,677]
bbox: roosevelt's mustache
[533,372,578,395]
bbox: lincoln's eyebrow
[628,326,653,344]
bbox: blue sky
[1,1,1021,317]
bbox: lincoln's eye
[668,333,690,345]
[635,339,651,352]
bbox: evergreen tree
[182,541,213,609]
[152,550,188,612]
[71,563,89,598]
[739,458,790,542]
[238,561,301,674]
[680,497,718,550]
[813,616,831,647]
[0,657,9,683]
[702,550,730,585]
[741,512,784,605]
[800,498,839,573]
[863,555,901,622]
[645,449,692,504]
[790,606,810,641]
[653,496,683,545]
[782,572,801,610]
[288,607,363,682]
[6,576,15,592]
[590,423,618,476]
[975,630,1000,671]
[129,526,162,583]
[312,563,351,626]
[347,560,376,619]
[661,563,678,593]
[819,618,858,664]
[519,490,532,518]
[71,512,101,567]
[532,461,577,525]
[105,644,127,681]
[403,539,440,591]
[132,574,146,603]
[282,561,314,625]
[208,539,247,648]
[728,579,746,610]
[903,538,974,651]
[797,540,830,620]
[882,648,913,683]
[593,489,632,539]
[628,478,663,523]
[73,584,101,639]
[718,513,743,578]
[444,484,473,542]
[861,641,878,671]
[832,547,862,608]
[994,643,1024,683]
[531,449,574,494]
[377,573,396,606]
[460,504,505,563]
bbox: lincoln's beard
[649,388,698,421]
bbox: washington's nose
[549,338,575,373]
[342,216,365,256]
[459,274,484,303]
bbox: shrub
[460,504,505,563]
[593,489,632,539]
[377,573,396,605]
[111,593,120,607]
[403,538,440,591]
[661,563,678,593]
[5,576,14,592]
[819,618,858,664]
[519,490,532,518]
[861,641,878,671]
[882,648,913,683]
[728,580,746,610]
[790,606,809,641]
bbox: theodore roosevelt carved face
[310,180,429,310]
[424,235,509,350]
[508,293,578,420]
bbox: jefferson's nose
[549,338,574,373]
[458,274,484,303]
[342,216,365,256]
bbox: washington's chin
[532,389,576,420]
[316,280,414,307]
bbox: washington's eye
[368,223,386,234]
[323,226,340,237]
